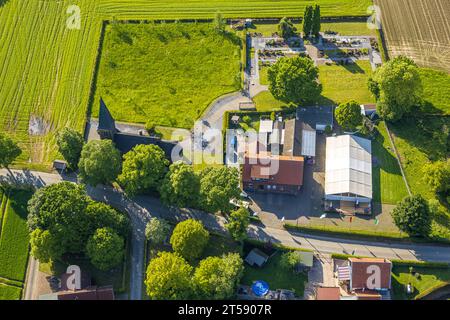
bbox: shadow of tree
[0,0,10,7]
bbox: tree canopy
[278,17,296,39]
[423,160,450,194]
[279,251,302,271]
[145,252,193,300]
[302,5,313,37]
[199,166,241,213]
[311,5,321,37]
[226,207,250,241]
[170,219,209,261]
[193,253,244,299]
[391,195,431,237]
[368,56,422,122]
[159,161,200,208]
[27,182,130,265]
[56,128,84,169]
[0,132,21,168]
[145,217,171,245]
[86,227,124,271]
[335,100,363,131]
[118,144,169,196]
[268,56,321,105]
[78,140,122,186]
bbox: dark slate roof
[296,106,334,128]
[98,98,116,132]
[283,119,302,157]
[113,133,181,160]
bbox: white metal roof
[325,135,372,199]
[259,120,273,133]
[301,129,316,157]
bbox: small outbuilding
[245,248,270,267]
[53,160,68,172]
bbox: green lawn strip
[0,190,32,282]
[391,265,450,300]
[252,91,288,112]
[259,65,269,85]
[372,122,408,204]
[241,251,308,296]
[318,60,375,105]
[0,276,23,288]
[0,283,22,300]
[419,68,450,115]
[93,22,242,129]
[283,223,423,243]
[388,116,450,240]
[0,192,6,235]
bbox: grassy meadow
[419,68,450,115]
[0,190,33,300]
[0,0,371,169]
[93,22,242,128]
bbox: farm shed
[245,248,270,267]
[325,135,372,203]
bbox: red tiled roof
[349,258,392,290]
[57,286,115,300]
[316,287,341,300]
[243,154,304,186]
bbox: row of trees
[302,5,321,38]
[56,128,242,214]
[28,182,130,270]
[144,219,244,299]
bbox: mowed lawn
[419,68,450,115]
[318,60,375,105]
[0,190,32,300]
[93,22,242,128]
[392,265,450,300]
[372,122,408,204]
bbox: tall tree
[193,253,244,299]
[170,219,209,261]
[311,5,321,37]
[226,207,250,241]
[268,56,322,105]
[145,252,193,300]
[159,161,200,208]
[302,5,313,37]
[85,201,130,237]
[214,11,225,33]
[278,17,296,39]
[30,228,65,263]
[0,132,21,170]
[56,128,84,169]
[118,144,168,196]
[335,100,363,131]
[86,227,125,271]
[145,217,171,244]
[199,166,241,213]
[368,56,423,122]
[78,140,122,186]
[391,195,431,237]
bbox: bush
[145,217,171,244]
[86,227,125,271]
[391,195,431,237]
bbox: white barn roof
[301,129,316,157]
[325,135,372,200]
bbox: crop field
[374,0,450,72]
[93,23,241,128]
[0,190,32,300]
[0,0,371,169]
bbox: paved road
[2,169,450,301]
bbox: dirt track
[375,0,450,72]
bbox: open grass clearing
[93,22,242,128]
[419,68,450,115]
[318,60,375,105]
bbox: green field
[419,68,450,115]
[249,21,376,37]
[0,283,22,300]
[372,122,408,204]
[318,60,376,105]
[0,189,32,300]
[392,265,450,300]
[93,22,241,128]
[0,0,371,168]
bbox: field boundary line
[384,122,412,196]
